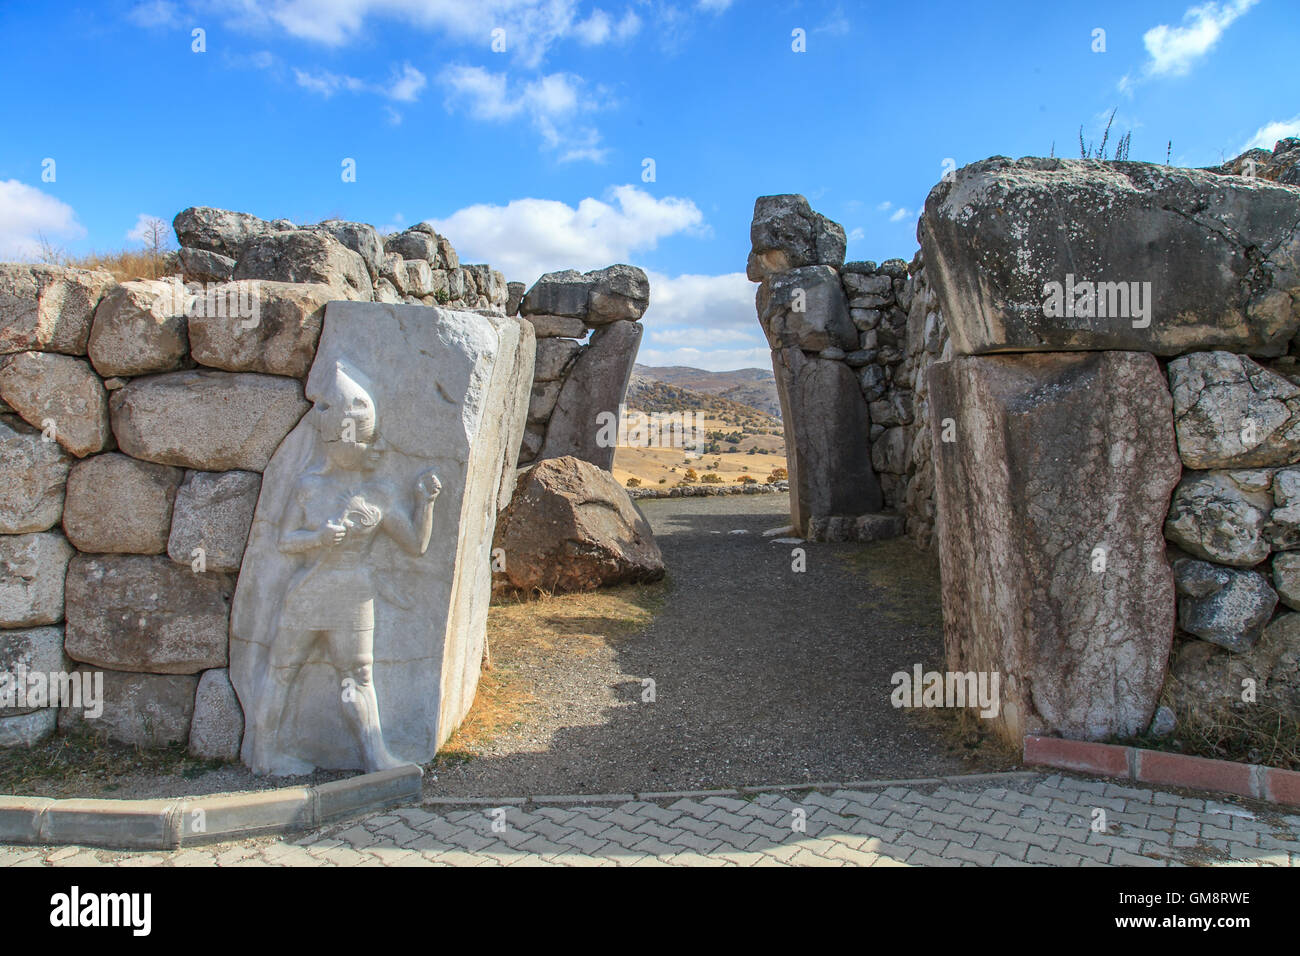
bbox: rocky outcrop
[929,351,1181,743]
[61,453,182,554]
[492,456,664,596]
[922,158,1300,356]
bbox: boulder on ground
[0,351,109,456]
[0,709,57,748]
[63,553,234,674]
[173,207,281,260]
[62,453,182,554]
[110,369,309,472]
[0,532,73,628]
[928,351,1181,743]
[0,264,116,356]
[492,456,664,595]
[922,157,1300,356]
[167,470,261,573]
[178,247,235,283]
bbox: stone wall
[510,265,650,471]
[0,207,519,756]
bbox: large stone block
[922,157,1300,356]
[87,280,190,377]
[230,302,531,774]
[63,553,234,674]
[315,220,383,281]
[928,351,1181,743]
[110,369,309,472]
[62,453,183,554]
[534,337,582,382]
[1164,471,1272,566]
[173,207,280,261]
[0,708,57,748]
[756,266,856,352]
[520,270,592,318]
[0,532,73,627]
[773,346,881,535]
[537,320,642,470]
[167,470,261,573]
[0,351,110,457]
[188,280,333,379]
[188,668,244,761]
[0,626,67,716]
[1168,351,1300,468]
[493,456,664,595]
[61,669,198,748]
[0,264,116,356]
[747,194,847,280]
[0,413,72,533]
[233,230,373,301]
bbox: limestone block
[746,194,846,280]
[524,314,587,338]
[174,207,279,261]
[167,470,261,573]
[110,369,309,472]
[188,668,244,761]
[62,453,182,554]
[1168,352,1300,468]
[928,351,1181,743]
[0,351,109,457]
[188,280,332,379]
[178,247,236,283]
[63,553,233,673]
[1174,557,1277,653]
[757,265,856,352]
[230,302,531,774]
[233,230,372,301]
[0,264,116,356]
[61,668,198,748]
[534,338,582,382]
[0,533,74,627]
[0,708,57,748]
[87,279,191,377]
[1164,471,1272,566]
[0,626,67,716]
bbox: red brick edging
[1024,735,1300,807]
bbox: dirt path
[430,493,1013,797]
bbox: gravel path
[430,493,1007,797]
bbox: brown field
[611,411,786,489]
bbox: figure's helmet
[310,360,377,445]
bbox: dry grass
[64,249,177,281]
[432,581,666,765]
[1124,698,1300,772]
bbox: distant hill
[632,364,781,418]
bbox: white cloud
[889,207,913,222]
[876,201,892,211]
[638,271,767,371]
[637,344,770,373]
[429,186,705,285]
[0,181,85,260]
[439,65,611,162]
[1242,115,1300,152]
[697,0,734,12]
[127,0,179,28]
[293,62,426,102]
[574,8,640,45]
[847,227,864,241]
[1139,0,1258,78]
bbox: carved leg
[332,628,406,772]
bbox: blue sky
[1,0,1296,370]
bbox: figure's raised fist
[417,470,442,500]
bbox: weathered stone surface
[534,338,582,381]
[231,302,531,774]
[773,346,881,535]
[382,229,439,265]
[188,281,332,379]
[167,470,261,573]
[520,424,545,461]
[61,669,198,748]
[871,426,909,475]
[528,380,562,424]
[1264,465,1300,550]
[110,370,309,472]
[807,512,905,543]
[401,259,435,297]
[0,708,57,748]
[1168,351,1300,468]
[1209,138,1300,187]
[1273,551,1300,610]
[928,351,1181,742]
[523,314,587,338]
[178,247,236,283]
[174,207,278,261]
[86,279,190,377]
[757,266,856,352]
[493,456,664,595]
[520,270,592,318]
[923,157,1300,355]
[0,533,73,628]
[189,668,244,761]
[64,553,233,673]
[537,320,642,470]
[0,264,116,356]
[0,351,109,456]
[233,230,373,301]
[0,626,67,716]
[1164,471,1272,566]
[1166,612,1300,718]
[506,281,525,317]
[747,194,847,280]
[585,265,650,323]
[1174,557,1277,653]
[62,453,183,554]
[315,220,383,281]
[0,414,72,533]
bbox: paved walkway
[5,772,1296,866]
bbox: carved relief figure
[249,360,440,774]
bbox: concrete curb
[0,764,423,850]
[1023,735,1300,808]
